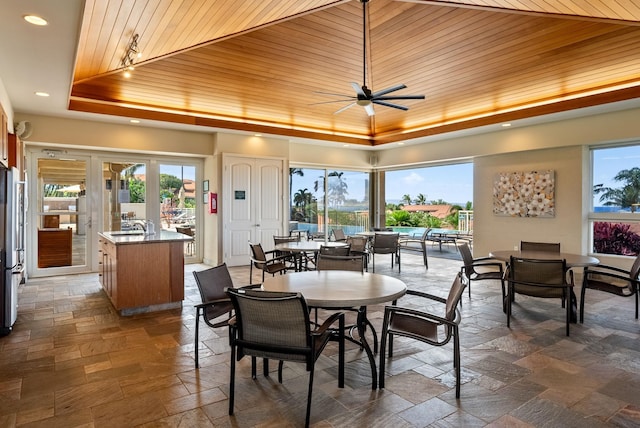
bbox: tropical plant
[293,188,313,221]
[594,167,640,212]
[128,179,145,203]
[327,171,348,207]
[386,210,414,226]
[401,194,412,205]
[414,193,427,205]
[289,168,304,205]
[593,222,640,255]
[159,173,184,203]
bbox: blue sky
[592,145,640,207]
[291,163,474,206]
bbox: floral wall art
[493,170,555,217]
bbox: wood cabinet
[98,236,185,315]
[38,228,73,268]
[8,133,24,176]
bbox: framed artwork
[493,170,555,217]
[202,180,209,192]
[203,192,209,204]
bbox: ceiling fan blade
[313,90,355,98]
[364,103,375,116]
[375,95,425,101]
[371,84,406,98]
[334,102,356,114]
[372,100,409,111]
[309,99,356,106]
[351,82,367,98]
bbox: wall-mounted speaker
[370,155,378,167]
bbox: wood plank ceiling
[69,0,640,146]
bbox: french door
[223,155,285,266]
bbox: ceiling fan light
[357,99,371,106]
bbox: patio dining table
[262,270,407,389]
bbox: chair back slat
[193,263,234,303]
[319,245,350,256]
[227,288,310,361]
[316,254,364,272]
[445,273,466,321]
[520,241,561,252]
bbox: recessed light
[130,119,140,124]
[502,123,511,127]
[254,133,262,137]
[24,15,48,26]
[34,91,50,97]
[397,142,405,145]
[123,70,132,78]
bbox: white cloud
[403,172,424,185]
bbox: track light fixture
[121,34,141,78]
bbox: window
[384,163,473,233]
[289,168,370,237]
[590,144,640,256]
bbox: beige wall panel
[289,142,372,170]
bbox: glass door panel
[102,162,146,232]
[36,157,88,271]
[159,164,196,258]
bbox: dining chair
[379,273,466,397]
[249,242,289,282]
[398,228,430,269]
[225,287,345,428]
[319,244,351,256]
[458,242,505,305]
[273,235,300,270]
[507,256,574,336]
[580,254,640,323]
[371,232,400,273]
[520,241,561,252]
[346,235,369,271]
[331,228,347,242]
[316,254,364,272]
[192,263,259,368]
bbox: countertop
[98,230,193,245]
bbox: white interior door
[223,155,285,266]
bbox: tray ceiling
[69,0,640,146]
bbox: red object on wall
[210,192,217,213]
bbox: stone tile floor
[1,249,640,427]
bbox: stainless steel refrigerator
[1,166,24,335]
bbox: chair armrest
[239,283,262,289]
[464,261,504,270]
[195,297,230,309]
[384,304,460,327]
[585,264,633,277]
[405,288,447,304]
[584,267,636,284]
[313,311,345,335]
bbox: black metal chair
[458,242,505,305]
[371,233,400,272]
[507,257,574,336]
[398,228,430,269]
[192,263,258,368]
[520,241,560,252]
[249,242,289,282]
[226,288,345,428]
[379,273,466,398]
[580,254,640,323]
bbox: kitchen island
[98,230,193,315]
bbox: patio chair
[331,228,347,242]
[347,235,369,271]
[319,244,351,256]
[580,254,640,323]
[273,235,299,269]
[316,254,364,272]
[507,257,574,336]
[371,232,400,273]
[398,228,430,269]
[379,273,466,397]
[458,242,505,305]
[192,263,259,368]
[249,242,289,282]
[226,288,345,428]
[520,241,560,252]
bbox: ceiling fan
[315,0,425,116]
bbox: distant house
[400,204,453,219]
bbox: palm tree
[327,171,348,207]
[289,168,304,205]
[401,194,412,205]
[595,167,640,212]
[293,188,312,220]
[414,193,427,205]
